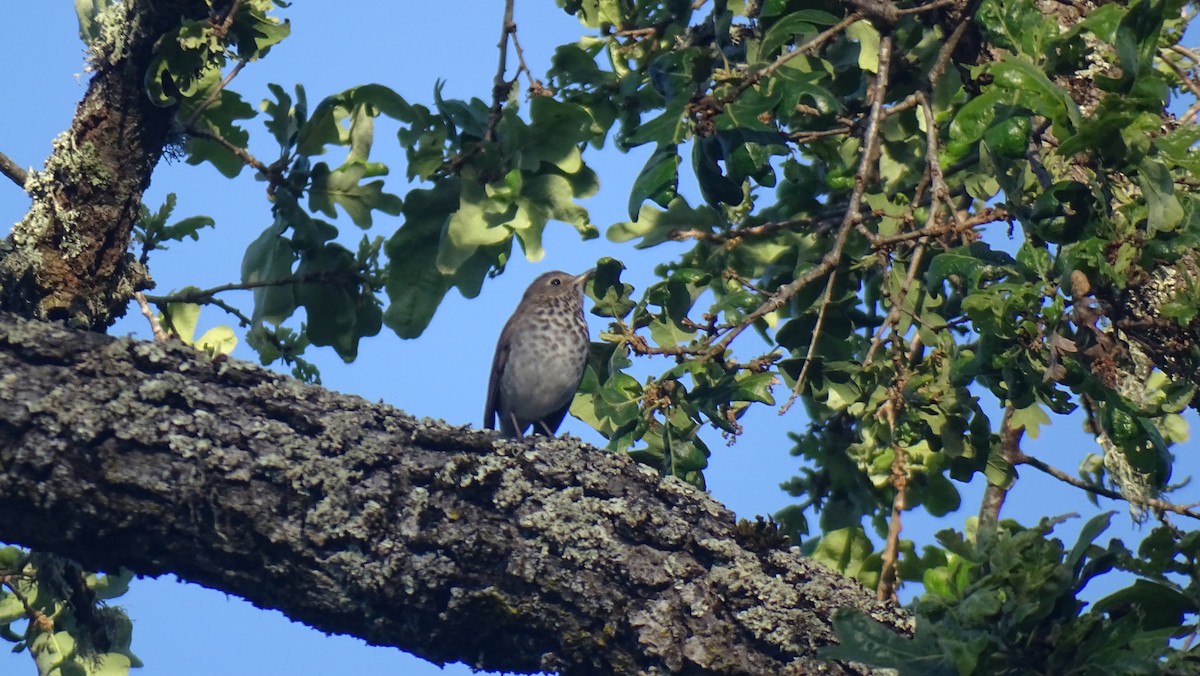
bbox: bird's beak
[574,268,595,286]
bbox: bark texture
[0,313,909,674]
[0,0,210,329]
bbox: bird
[484,269,593,438]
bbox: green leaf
[308,162,403,228]
[947,89,1003,157]
[88,569,133,601]
[609,197,722,249]
[758,12,833,60]
[226,2,290,61]
[1093,579,1193,631]
[811,526,874,577]
[75,0,109,44]
[1066,512,1113,575]
[589,258,636,319]
[383,181,459,338]
[627,144,679,219]
[926,243,1019,291]
[1138,160,1184,234]
[989,57,1080,132]
[846,20,881,73]
[241,221,298,325]
[1009,403,1050,438]
[693,136,744,207]
[822,611,955,675]
[163,302,201,344]
[299,85,414,157]
[195,326,238,356]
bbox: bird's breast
[498,313,589,421]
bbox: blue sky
[0,3,1195,675]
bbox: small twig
[864,243,928,367]
[508,18,552,96]
[721,13,861,106]
[1170,43,1200,66]
[1180,100,1200,125]
[1160,48,1200,102]
[1,577,52,633]
[0,150,28,189]
[614,27,659,39]
[485,0,517,143]
[183,58,248,128]
[1014,451,1200,520]
[895,0,959,15]
[213,0,243,37]
[873,207,1005,246]
[788,125,853,143]
[143,271,359,308]
[927,9,975,89]
[186,127,271,175]
[779,271,838,415]
[877,401,908,602]
[134,292,170,342]
[916,92,960,224]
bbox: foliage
[0,549,138,676]
[824,513,1200,675]
[4,0,1200,672]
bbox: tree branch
[0,150,27,190]
[0,313,909,674]
[1013,450,1200,521]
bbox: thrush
[484,270,592,438]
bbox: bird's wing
[483,326,511,429]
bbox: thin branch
[979,406,1022,529]
[779,271,838,415]
[714,35,894,356]
[877,437,907,602]
[1,577,52,633]
[143,271,360,308]
[1160,48,1200,102]
[186,127,271,175]
[134,292,170,343]
[183,57,248,128]
[927,9,974,89]
[787,125,853,143]
[508,18,552,96]
[916,92,960,224]
[1013,450,1200,521]
[873,207,1006,246]
[0,150,28,189]
[484,0,517,143]
[864,243,928,367]
[896,0,959,15]
[843,0,900,26]
[721,13,861,106]
[862,93,944,365]
[1170,43,1200,66]
[212,0,244,38]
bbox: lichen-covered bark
[0,0,211,329]
[0,313,909,674]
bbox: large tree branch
[0,0,212,330]
[0,313,908,674]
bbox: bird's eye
[551,278,562,286]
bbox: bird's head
[521,269,593,304]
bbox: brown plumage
[484,270,592,438]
